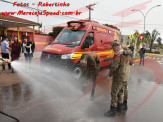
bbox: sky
[0,0,163,41]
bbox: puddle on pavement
[0,60,162,122]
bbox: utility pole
[121,12,124,43]
[121,12,123,35]
[132,5,161,33]
[86,3,96,20]
[37,5,40,31]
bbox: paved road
[0,54,163,122]
[146,54,163,68]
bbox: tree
[143,29,160,51]
[157,37,162,49]
[49,26,64,37]
[141,32,150,45]
[103,24,120,31]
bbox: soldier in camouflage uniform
[80,52,100,97]
[120,44,133,111]
[104,41,132,117]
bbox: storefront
[0,13,40,41]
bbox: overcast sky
[1,0,163,41]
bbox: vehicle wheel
[73,65,83,79]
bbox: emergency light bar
[67,21,84,30]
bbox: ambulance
[41,20,121,78]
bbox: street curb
[146,53,163,56]
[134,56,149,62]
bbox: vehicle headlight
[61,53,74,59]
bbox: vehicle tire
[73,65,83,79]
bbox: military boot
[104,106,117,117]
[117,103,123,113]
[121,101,128,111]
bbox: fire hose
[0,111,20,122]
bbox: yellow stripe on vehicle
[71,50,114,60]
[35,42,49,45]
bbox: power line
[2,0,162,29]
[92,18,163,26]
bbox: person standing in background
[1,36,11,70]
[22,37,32,68]
[0,35,2,43]
[138,44,146,65]
[0,35,2,55]
[11,36,21,73]
[128,43,134,60]
[31,40,35,57]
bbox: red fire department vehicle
[41,20,121,78]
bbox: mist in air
[11,61,111,122]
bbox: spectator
[22,37,32,68]
[31,40,35,57]
[11,36,21,73]
[138,44,146,65]
[128,43,134,60]
[7,38,12,48]
[0,35,2,43]
[0,35,2,54]
[1,36,11,70]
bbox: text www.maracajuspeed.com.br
[1,10,82,16]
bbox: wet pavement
[0,54,163,122]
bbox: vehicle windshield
[53,30,86,46]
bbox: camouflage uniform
[80,52,100,97]
[109,48,132,107]
[0,60,3,66]
[122,48,133,104]
[104,41,132,117]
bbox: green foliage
[136,38,141,50]
[103,24,120,31]
[40,33,49,36]
[140,33,150,45]
[142,29,160,51]
[157,37,162,49]
[154,51,160,54]
[132,30,142,52]
[146,50,153,53]
[146,50,160,54]
[48,26,64,37]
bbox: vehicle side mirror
[82,40,90,49]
